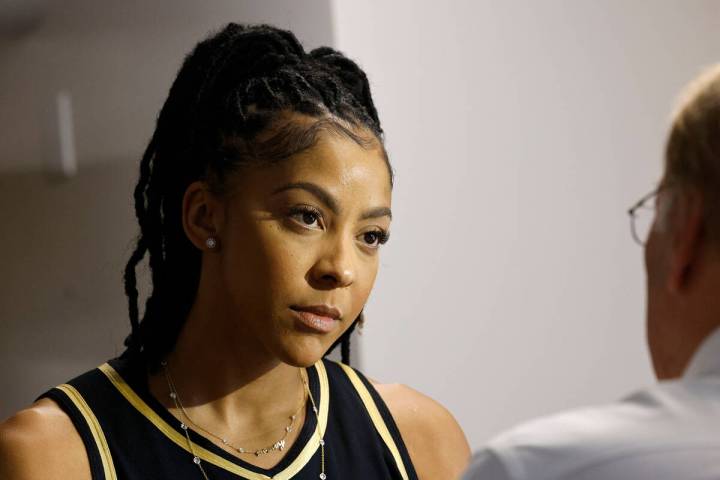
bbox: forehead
[292,133,390,188]
[232,131,392,206]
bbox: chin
[275,334,333,367]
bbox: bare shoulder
[0,399,90,480]
[372,380,470,479]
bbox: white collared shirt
[463,328,720,480]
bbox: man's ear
[182,181,224,251]
[667,190,705,293]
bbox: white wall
[331,0,720,448]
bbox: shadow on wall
[0,162,137,419]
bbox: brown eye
[360,230,388,248]
[289,206,323,230]
[301,211,318,225]
[364,232,380,245]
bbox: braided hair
[122,23,389,370]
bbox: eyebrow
[360,206,392,221]
[272,182,392,220]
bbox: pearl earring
[205,237,217,249]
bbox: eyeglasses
[627,188,659,246]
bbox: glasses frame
[627,188,660,246]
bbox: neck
[148,278,307,426]
[652,256,720,380]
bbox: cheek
[350,257,380,313]
[263,237,311,293]
[645,214,663,272]
[221,222,309,306]
[645,225,674,294]
[645,237,661,291]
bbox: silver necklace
[161,361,328,480]
[163,363,303,456]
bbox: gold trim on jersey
[98,361,329,480]
[56,384,118,480]
[338,363,410,480]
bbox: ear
[182,181,225,251]
[667,190,705,293]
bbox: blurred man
[463,65,720,480]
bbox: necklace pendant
[319,473,327,479]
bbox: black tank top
[39,357,418,480]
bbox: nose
[309,236,356,289]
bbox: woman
[0,24,469,479]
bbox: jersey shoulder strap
[38,367,118,480]
[323,359,418,480]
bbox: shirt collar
[684,326,720,379]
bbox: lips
[290,305,342,333]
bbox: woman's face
[211,129,392,367]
